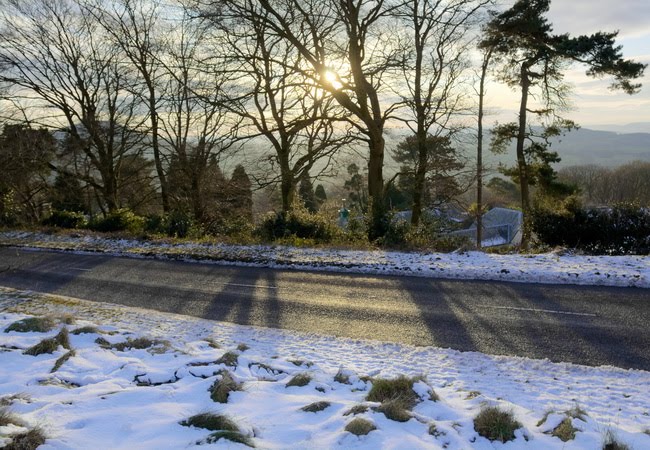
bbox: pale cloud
[547,0,650,38]
[486,1,650,128]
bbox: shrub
[257,207,339,244]
[345,418,376,436]
[43,210,87,229]
[88,208,145,233]
[5,317,56,333]
[165,210,193,238]
[532,201,650,255]
[473,407,521,443]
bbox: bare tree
[157,14,239,222]
[0,0,148,213]
[197,0,407,238]
[198,1,354,213]
[85,0,171,212]
[396,0,489,226]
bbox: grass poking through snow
[216,351,239,367]
[301,401,330,413]
[473,406,521,443]
[345,418,376,436]
[180,413,253,447]
[286,373,311,388]
[552,417,577,442]
[602,430,630,450]
[23,328,70,356]
[209,371,241,403]
[71,326,99,335]
[366,375,419,422]
[3,427,47,450]
[51,350,76,373]
[4,317,55,333]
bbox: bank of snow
[1,231,648,288]
[1,287,650,449]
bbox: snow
[1,230,648,288]
[1,287,650,449]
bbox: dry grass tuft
[343,404,368,416]
[51,350,76,373]
[236,343,249,352]
[286,373,312,388]
[5,317,55,333]
[334,369,351,385]
[216,351,239,367]
[375,398,413,422]
[204,430,254,447]
[301,401,330,413]
[0,408,22,427]
[552,417,577,442]
[602,430,630,450]
[24,328,71,356]
[71,326,99,335]
[345,418,376,436]
[366,375,419,422]
[3,427,47,450]
[473,407,521,443]
[180,412,239,432]
[366,375,418,408]
[209,371,241,403]
[109,337,167,352]
[566,405,587,421]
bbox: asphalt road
[0,247,648,370]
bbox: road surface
[0,247,648,370]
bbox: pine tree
[228,164,253,221]
[298,174,317,213]
[480,0,646,248]
[314,184,327,209]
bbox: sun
[322,70,343,90]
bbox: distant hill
[545,127,650,167]
[383,125,650,171]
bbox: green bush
[164,210,193,238]
[257,207,339,243]
[532,201,650,255]
[88,208,145,233]
[43,210,87,229]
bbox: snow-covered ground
[1,287,649,449]
[1,230,648,288]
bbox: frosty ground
[1,231,649,448]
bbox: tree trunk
[516,64,532,249]
[279,151,294,213]
[411,129,428,227]
[476,49,492,249]
[367,129,386,240]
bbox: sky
[485,0,650,131]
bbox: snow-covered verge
[1,230,649,288]
[1,287,650,449]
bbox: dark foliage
[532,202,650,255]
[43,210,87,229]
